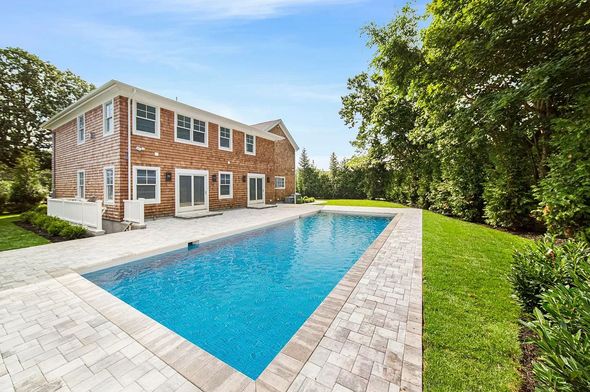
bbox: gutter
[42,80,118,129]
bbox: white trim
[174,112,208,147]
[175,168,209,214]
[247,173,265,206]
[76,114,85,145]
[251,119,299,151]
[103,166,115,205]
[103,99,114,136]
[218,171,233,199]
[275,176,286,189]
[244,134,256,156]
[218,126,233,151]
[133,166,160,204]
[76,170,85,199]
[133,100,160,139]
[43,80,285,144]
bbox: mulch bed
[519,326,538,392]
[15,221,69,243]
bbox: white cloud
[61,21,239,71]
[130,0,362,20]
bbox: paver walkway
[0,205,422,392]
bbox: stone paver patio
[0,205,422,392]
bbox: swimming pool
[84,212,391,378]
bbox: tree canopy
[0,47,94,169]
[340,0,590,237]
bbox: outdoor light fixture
[267,176,270,183]
[242,175,247,182]
[165,172,172,182]
[212,174,217,182]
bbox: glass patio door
[248,174,265,205]
[176,169,208,213]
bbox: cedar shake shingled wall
[269,124,296,200]
[53,95,297,221]
[53,97,124,220]
[129,105,277,217]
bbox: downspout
[127,89,136,201]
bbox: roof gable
[251,119,299,151]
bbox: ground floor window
[275,176,285,189]
[219,171,233,199]
[134,166,160,204]
[76,170,85,199]
[104,166,115,204]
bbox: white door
[247,173,265,206]
[176,169,208,214]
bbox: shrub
[21,208,87,240]
[58,224,87,239]
[0,180,11,212]
[535,95,590,239]
[46,219,69,236]
[9,151,48,211]
[510,238,590,314]
[525,279,590,391]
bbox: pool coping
[50,207,402,392]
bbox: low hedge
[510,238,590,391]
[21,206,87,240]
[296,196,316,204]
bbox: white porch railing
[47,198,104,232]
[124,199,145,225]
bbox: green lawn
[323,199,530,391]
[0,214,50,251]
[321,199,406,208]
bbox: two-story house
[42,80,298,223]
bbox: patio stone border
[51,209,403,392]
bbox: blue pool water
[84,212,391,378]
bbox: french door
[176,169,208,214]
[247,173,265,206]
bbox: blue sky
[1,0,413,168]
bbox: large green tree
[341,1,590,234]
[0,48,94,169]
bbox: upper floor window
[104,167,115,205]
[219,172,232,199]
[219,126,232,151]
[77,114,85,144]
[77,170,85,199]
[175,114,207,146]
[135,102,159,137]
[134,166,160,204]
[103,100,114,135]
[245,134,256,155]
[275,176,285,189]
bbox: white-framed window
[76,170,85,199]
[134,102,159,138]
[219,126,232,151]
[245,134,256,155]
[103,100,114,135]
[219,171,233,199]
[77,114,85,144]
[175,113,208,146]
[103,166,115,205]
[275,176,286,189]
[134,166,160,204]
